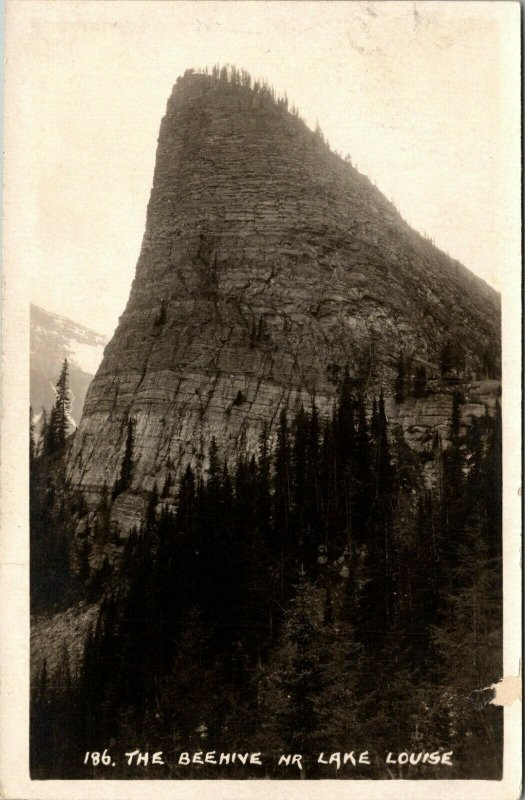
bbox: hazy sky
[5,1,519,337]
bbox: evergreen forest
[30,364,503,779]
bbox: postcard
[1,2,521,798]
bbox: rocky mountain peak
[66,68,500,528]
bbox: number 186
[83,750,112,766]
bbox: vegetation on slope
[30,365,502,779]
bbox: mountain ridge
[30,303,107,427]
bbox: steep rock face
[67,73,500,524]
[387,378,500,488]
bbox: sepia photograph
[1,1,521,797]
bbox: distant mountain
[30,304,108,428]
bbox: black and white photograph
[0,1,521,797]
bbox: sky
[4,1,520,338]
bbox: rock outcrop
[66,71,500,528]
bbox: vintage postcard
[1,1,521,798]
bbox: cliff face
[67,72,500,526]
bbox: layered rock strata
[67,72,500,528]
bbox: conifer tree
[161,470,173,498]
[273,409,291,579]
[430,515,503,777]
[357,389,395,650]
[29,406,36,466]
[256,422,271,537]
[113,418,135,498]
[374,389,392,500]
[485,400,502,560]
[291,404,308,555]
[49,359,72,453]
[394,352,405,403]
[481,345,498,379]
[30,660,52,776]
[176,464,196,535]
[207,437,221,497]
[333,368,356,547]
[258,571,323,765]
[353,395,371,543]
[314,603,365,756]
[441,391,464,567]
[39,408,48,457]
[319,418,337,550]
[156,606,214,748]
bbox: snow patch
[67,341,105,376]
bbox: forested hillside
[30,366,502,779]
